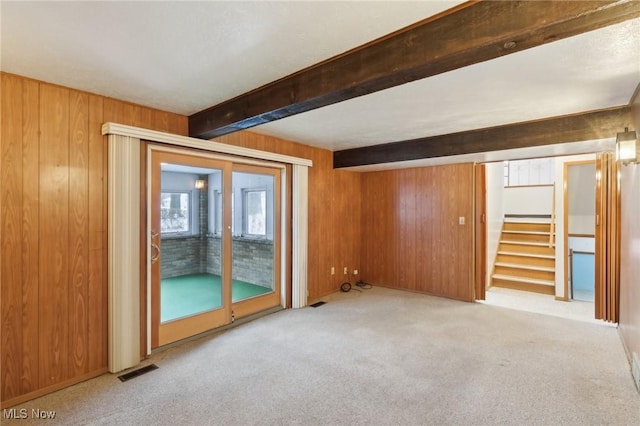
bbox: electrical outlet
[458,216,465,225]
[331,267,335,275]
[343,267,348,275]
[353,269,358,275]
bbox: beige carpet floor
[482,287,599,324]
[5,287,639,425]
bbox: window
[505,158,554,187]
[503,161,510,187]
[160,192,190,234]
[242,189,267,237]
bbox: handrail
[549,186,556,247]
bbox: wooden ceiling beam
[333,106,632,168]
[189,0,640,140]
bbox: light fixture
[616,127,639,166]
[194,179,206,189]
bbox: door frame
[474,163,487,300]
[104,123,311,373]
[149,149,233,348]
[562,159,596,303]
[146,144,288,352]
[562,159,601,304]
[230,163,282,319]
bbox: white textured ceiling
[258,18,640,151]
[1,1,462,115]
[2,1,639,166]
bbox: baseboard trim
[1,367,109,409]
[371,282,475,303]
[617,327,640,394]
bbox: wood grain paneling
[103,97,124,125]
[69,91,89,377]
[39,83,70,387]
[21,78,40,394]
[1,73,24,401]
[87,94,106,373]
[0,72,188,407]
[360,164,475,301]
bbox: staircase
[491,218,556,295]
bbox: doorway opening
[481,154,600,323]
[566,161,596,303]
[149,147,282,348]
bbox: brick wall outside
[161,177,274,287]
[206,236,222,276]
[206,236,274,288]
[232,238,274,288]
[161,236,204,278]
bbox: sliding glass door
[231,165,281,318]
[150,148,282,347]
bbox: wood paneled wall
[0,73,188,406]
[360,164,476,301]
[1,71,476,406]
[215,132,361,300]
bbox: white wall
[567,162,596,235]
[568,215,595,235]
[485,162,504,284]
[503,185,554,215]
[568,236,595,252]
[208,171,223,234]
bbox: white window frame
[160,191,191,235]
[242,187,268,239]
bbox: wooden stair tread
[503,230,551,235]
[494,262,555,272]
[491,274,555,286]
[499,240,555,247]
[504,219,552,224]
[497,251,555,259]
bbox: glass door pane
[150,150,282,347]
[151,149,231,347]
[159,165,223,322]
[231,166,281,317]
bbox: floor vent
[310,301,326,308]
[118,364,159,382]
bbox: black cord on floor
[340,273,373,293]
[355,280,372,289]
